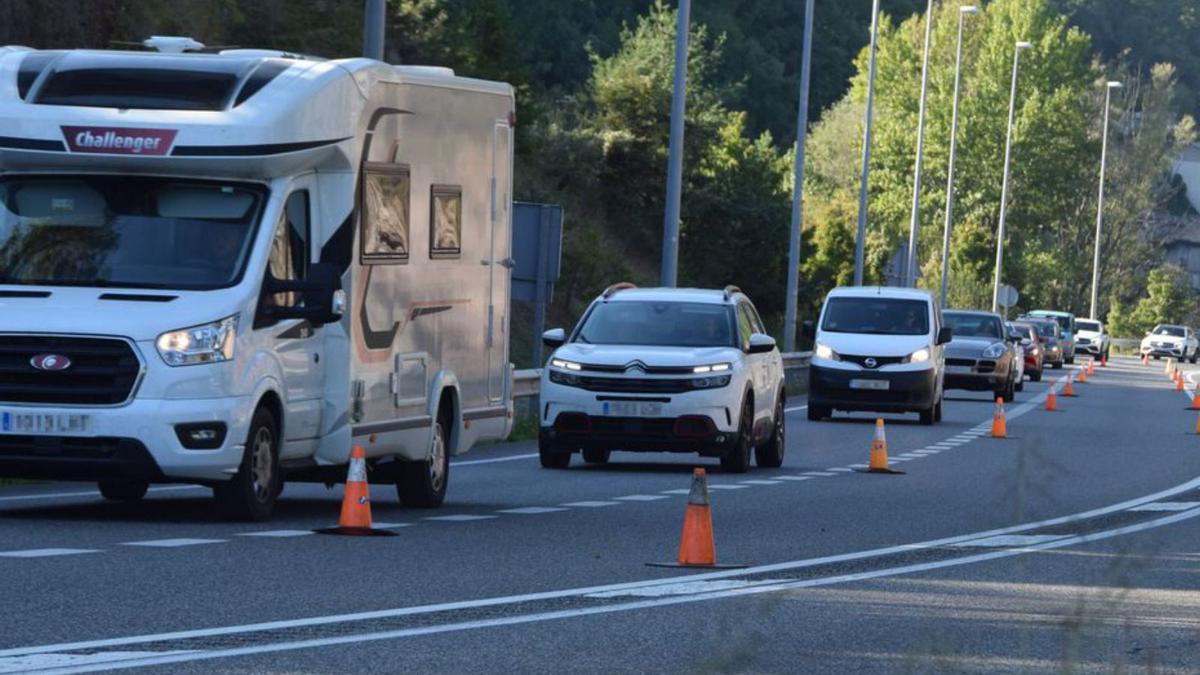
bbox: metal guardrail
[513,351,813,399]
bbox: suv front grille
[576,375,692,394]
[0,335,141,405]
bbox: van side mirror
[801,320,815,339]
[257,262,345,328]
[542,328,566,348]
[936,327,953,345]
[747,333,777,354]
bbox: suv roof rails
[602,282,637,299]
[723,285,742,301]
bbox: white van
[805,287,949,425]
[0,43,515,519]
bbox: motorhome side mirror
[258,262,345,327]
[936,327,953,345]
[747,333,777,354]
[542,328,566,348]
[801,320,815,339]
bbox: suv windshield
[1154,325,1186,337]
[1013,324,1034,340]
[575,301,736,347]
[819,297,929,336]
[0,175,265,290]
[1076,320,1100,332]
[944,312,1003,339]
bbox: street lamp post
[660,0,691,287]
[783,0,816,353]
[904,0,937,288]
[853,0,882,286]
[991,41,1032,314]
[1089,81,1123,320]
[939,5,981,308]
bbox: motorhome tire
[214,406,280,522]
[98,479,148,502]
[398,415,450,508]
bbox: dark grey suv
[942,310,1021,402]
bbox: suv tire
[538,432,571,469]
[720,400,753,474]
[754,397,785,468]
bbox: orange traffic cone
[991,397,1008,438]
[1194,411,1200,435]
[1190,392,1200,411]
[1142,353,1150,366]
[1177,375,1186,392]
[1063,375,1076,397]
[648,469,743,569]
[854,419,904,474]
[1087,359,1095,377]
[1078,368,1088,384]
[1045,389,1058,411]
[315,446,395,536]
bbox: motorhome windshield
[0,175,264,290]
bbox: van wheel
[582,448,610,465]
[99,479,148,502]
[754,397,785,468]
[720,400,753,474]
[214,406,280,522]
[538,432,571,469]
[398,414,450,507]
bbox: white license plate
[946,365,972,374]
[601,401,664,417]
[1,412,92,435]
[849,379,890,391]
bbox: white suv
[1075,319,1110,359]
[538,284,786,473]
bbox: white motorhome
[0,42,515,519]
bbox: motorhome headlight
[907,347,931,364]
[814,342,839,361]
[982,342,1006,358]
[157,315,238,367]
[693,363,732,374]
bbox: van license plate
[1,412,92,435]
[601,401,664,417]
[849,379,889,391]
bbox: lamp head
[1016,41,1033,50]
[960,5,981,14]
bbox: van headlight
[815,342,839,361]
[157,315,238,367]
[906,347,931,363]
[982,342,1006,358]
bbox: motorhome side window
[361,164,410,263]
[265,191,309,308]
[430,185,462,259]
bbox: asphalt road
[1,356,1199,673]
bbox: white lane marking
[368,522,411,529]
[707,484,749,490]
[930,443,955,448]
[237,530,314,538]
[897,453,923,458]
[826,467,854,473]
[785,405,808,412]
[738,480,781,485]
[0,650,199,672]
[803,472,835,477]
[950,534,1067,548]
[560,501,618,508]
[451,453,539,467]
[614,495,668,502]
[0,485,202,504]
[1128,502,1200,512]
[849,464,869,469]
[0,548,99,558]
[422,515,497,522]
[920,450,941,455]
[121,538,226,548]
[496,507,569,515]
[660,489,692,495]
[587,579,766,598]
[24,506,1200,673]
[775,475,813,481]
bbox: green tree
[1108,265,1192,336]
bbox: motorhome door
[487,119,512,402]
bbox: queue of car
[537,283,1084,469]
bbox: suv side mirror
[747,333,777,354]
[542,328,566,348]
[801,320,815,339]
[257,262,345,328]
[936,327,953,345]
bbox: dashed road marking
[0,548,99,558]
[775,475,812,481]
[560,501,619,508]
[707,484,750,490]
[659,489,692,495]
[369,522,411,529]
[237,530,315,538]
[738,480,782,485]
[122,539,226,548]
[614,495,669,502]
[496,507,569,515]
[803,472,836,477]
[422,515,497,522]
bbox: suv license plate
[849,379,889,391]
[602,401,664,417]
[1,412,93,435]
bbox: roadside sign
[999,284,1019,309]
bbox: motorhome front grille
[0,336,141,405]
[577,376,691,394]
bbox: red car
[1011,321,1044,382]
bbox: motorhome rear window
[34,68,239,110]
[820,297,929,336]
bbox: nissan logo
[30,354,71,372]
[864,357,878,368]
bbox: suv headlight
[550,358,582,371]
[693,363,731,374]
[690,374,732,389]
[156,315,238,367]
[982,342,1006,358]
[906,347,931,364]
[815,342,839,361]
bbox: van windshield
[0,175,265,290]
[820,297,929,336]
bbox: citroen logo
[625,360,647,373]
[864,357,878,369]
[30,354,71,371]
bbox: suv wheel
[582,448,611,465]
[754,397,785,468]
[1002,377,1015,403]
[720,400,753,474]
[933,396,943,423]
[538,432,572,469]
